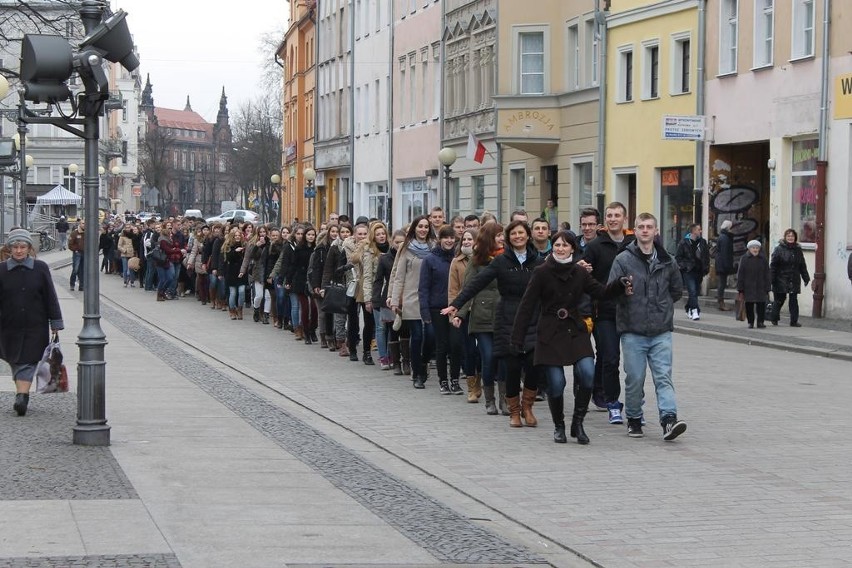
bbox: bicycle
[38,231,56,252]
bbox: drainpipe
[595,0,608,214]
[694,0,707,225]
[349,0,356,220]
[812,0,830,317]
[388,0,395,229]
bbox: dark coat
[371,247,397,307]
[736,252,771,302]
[675,235,711,275]
[450,245,543,357]
[457,260,499,334]
[418,245,454,321]
[55,219,69,233]
[223,247,247,287]
[0,259,63,365]
[308,241,329,291]
[285,242,313,294]
[770,241,809,294]
[715,229,735,274]
[582,230,635,321]
[512,255,620,366]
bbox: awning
[35,185,82,206]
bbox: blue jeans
[592,319,621,403]
[474,332,497,386]
[70,251,84,289]
[156,263,174,294]
[375,312,388,360]
[621,332,678,423]
[276,283,288,324]
[169,261,181,296]
[229,284,246,309]
[144,257,157,290]
[543,357,594,399]
[289,291,301,327]
[121,257,134,284]
[682,270,701,312]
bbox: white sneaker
[692,309,700,321]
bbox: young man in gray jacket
[608,212,687,441]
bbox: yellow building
[278,0,317,225]
[493,0,601,227]
[604,0,699,251]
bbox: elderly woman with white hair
[0,228,64,416]
[736,239,771,329]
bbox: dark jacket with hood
[675,234,711,275]
[418,245,455,322]
[582,230,635,321]
[450,244,543,357]
[608,241,683,337]
[715,228,735,274]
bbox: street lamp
[271,174,282,225]
[438,147,457,213]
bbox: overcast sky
[112,0,287,122]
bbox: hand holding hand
[451,316,462,329]
[440,306,457,317]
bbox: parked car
[183,209,204,220]
[136,212,160,223]
[205,209,259,225]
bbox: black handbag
[322,283,352,314]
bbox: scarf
[460,245,473,256]
[552,254,573,265]
[407,240,431,259]
[377,241,390,254]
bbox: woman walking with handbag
[737,240,771,329]
[770,229,810,327]
[0,228,64,416]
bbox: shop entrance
[660,166,694,254]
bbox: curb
[674,324,852,363]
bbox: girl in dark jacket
[207,225,225,310]
[222,229,248,319]
[288,226,318,344]
[373,230,406,371]
[0,229,64,416]
[770,228,810,326]
[419,225,459,394]
[273,226,303,337]
[737,240,771,328]
[99,225,115,273]
[512,231,627,444]
[444,220,544,428]
[156,222,181,301]
[311,225,338,345]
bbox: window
[567,23,580,90]
[472,175,485,212]
[63,167,78,193]
[791,139,818,244]
[671,35,691,94]
[754,0,774,67]
[368,183,389,223]
[573,161,594,210]
[509,165,526,208]
[399,179,428,222]
[518,31,545,94]
[398,57,406,125]
[617,47,634,102]
[643,42,660,99]
[584,17,599,87]
[792,0,815,59]
[719,0,738,74]
[409,52,417,124]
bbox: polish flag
[467,132,486,164]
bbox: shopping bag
[735,292,746,322]
[36,333,69,394]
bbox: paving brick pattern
[99,303,545,566]
[0,553,181,567]
[0,393,137,501]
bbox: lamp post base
[73,424,111,446]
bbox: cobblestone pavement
[0,554,181,568]
[0,393,136,501]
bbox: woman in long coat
[511,230,626,444]
[770,228,810,327]
[0,228,64,416]
[737,239,771,328]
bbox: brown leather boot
[237,307,244,320]
[229,308,237,320]
[337,339,350,357]
[718,299,730,311]
[521,388,538,427]
[506,396,522,428]
[466,376,480,403]
[157,291,166,302]
[294,326,304,340]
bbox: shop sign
[662,115,705,140]
[284,143,297,163]
[661,169,680,186]
[834,73,852,119]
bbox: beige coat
[117,235,135,258]
[448,252,470,305]
[389,245,427,321]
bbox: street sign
[304,187,316,198]
[662,115,705,141]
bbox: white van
[183,209,203,220]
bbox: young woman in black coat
[443,220,544,428]
[0,229,64,416]
[770,228,810,327]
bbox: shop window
[791,139,818,243]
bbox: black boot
[349,344,359,361]
[363,351,375,365]
[13,393,29,417]
[389,341,402,374]
[253,308,260,322]
[548,396,567,443]
[310,331,318,342]
[570,387,592,444]
[399,338,411,376]
[304,331,313,345]
[262,313,270,324]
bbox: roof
[153,107,213,138]
[35,185,82,205]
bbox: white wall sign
[662,115,706,141]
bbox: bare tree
[138,124,176,214]
[257,29,285,97]
[231,92,283,224]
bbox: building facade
[279,0,317,224]
[103,61,142,214]
[494,0,602,226]
[315,0,351,221]
[705,0,851,318]
[604,0,698,253]
[441,0,497,219]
